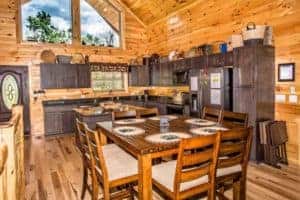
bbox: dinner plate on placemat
[148,115,178,121]
[190,126,228,135]
[185,118,217,126]
[114,118,146,125]
[145,132,191,143]
[113,126,145,136]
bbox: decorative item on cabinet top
[40,49,56,64]
[90,62,128,72]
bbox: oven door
[166,104,184,115]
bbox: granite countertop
[74,104,147,117]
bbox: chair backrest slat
[75,119,89,158]
[222,111,248,128]
[85,127,109,183]
[136,108,159,118]
[174,133,221,198]
[202,106,223,123]
[182,149,213,167]
[113,110,137,120]
[218,128,253,170]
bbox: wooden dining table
[96,116,223,200]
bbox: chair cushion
[217,164,242,177]
[152,160,208,192]
[101,144,138,181]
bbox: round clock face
[1,74,19,110]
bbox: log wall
[146,0,300,164]
[0,0,147,135]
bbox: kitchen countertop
[73,104,148,117]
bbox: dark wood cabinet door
[160,62,172,86]
[129,66,139,86]
[44,112,63,135]
[233,47,256,87]
[62,111,76,133]
[41,64,59,89]
[151,63,160,86]
[59,64,78,88]
[138,65,150,86]
[77,64,91,88]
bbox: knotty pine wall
[147,0,300,164]
[0,0,147,135]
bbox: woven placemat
[190,126,228,135]
[185,118,217,126]
[145,132,191,143]
[148,115,178,121]
[114,118,146,125]
[113,126,145,136]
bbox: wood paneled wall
[0,0,147,135]
[146,0,300,164]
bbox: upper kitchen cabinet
[160,62,173,86]
[40,64,91,89]
[77,64,91,88]
[129,65,150,86]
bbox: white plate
[113,126,145,136]
[185,118,217,126]
[149,115,178,121]
[114,118,146,125]
[145,132,191,143]
[190,126,228,135]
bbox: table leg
[138,154,152,200]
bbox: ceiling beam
[116,0,147,28]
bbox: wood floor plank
[24,135,300,200]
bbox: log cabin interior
[0,0,299,199]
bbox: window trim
[17,0,125,49]
[91,71,128,92]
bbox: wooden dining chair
[136,107,159,118]
[216,127,253,200]
[221,111,248,129]
[85,126,138,200]
[0,143,8,175]
[112,110,137,121]
[152,134,221,200]
[75,119,93,199]
[202,106,223,124]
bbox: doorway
[0,66,30,134]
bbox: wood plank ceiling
[120,0,200,25]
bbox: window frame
[17,0,125,49]
[91,71,128,92]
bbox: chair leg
[129,184,135,200]
[81,166,88,199]
[233,178,246,200]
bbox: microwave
[173,70,189,85]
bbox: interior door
[0,66,30,134]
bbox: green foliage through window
[21,0,72,44]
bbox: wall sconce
[33,90,46,101]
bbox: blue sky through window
[21,0,120,47]
[80,0,120,47]
[22,0,72,43]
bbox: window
[21,0,72,44]
[80,0,121,47]
[91,72,125,91]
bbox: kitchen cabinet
[77,64,91,88]
[44,104,77,135]
[129,65,150,86]
[40,64,91,89]
[160,62,173,86]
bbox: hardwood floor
[24,135,300,200]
